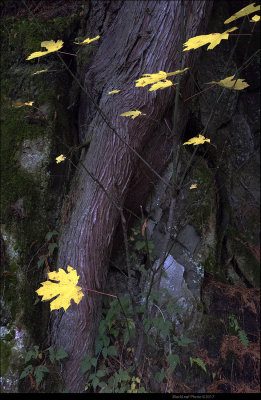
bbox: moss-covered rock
[0,5,88,392]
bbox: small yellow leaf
[26,40,63,60]
[12,101,34,108]
[183,134,210,146]
[74,35,100,45]
[120,110,146,119]
[250,14,260,22]
[183,27,238,51]
[190,184,197,189]
[224,3,260,24]
[135,377,141,383]
[36,265,84,311]
[206,75,249,90]
[32,69,48,75]
[108,90,121,94]
[56,154,66,163]
[149,79,174,91]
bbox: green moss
[0,341,13,377]
[226,226,260,286]
[202,249,217,274]
[0,11,84,353]
[187,158,216,233]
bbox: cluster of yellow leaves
[183,3,260,52]
[26,36,100,60]
[135,68,188,91]
[26,40,64,60]
[206,75,249,91]
[36,266,84,311]
[31,2,260,313]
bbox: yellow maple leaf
[135,70,167,87]
[32,69,48,75]
[190,184,198,189]
[120,110,146,119]
[250,14,260,22]
[26,40,64,60]
[206,75,249,90]
[56,154,66,163]
[183,134,210,146]
[183,27,238,51]
[36,265,84,311]
[149,79,174,91]
[12,101,34,108]
[166,67,189,77]
[108,90,121,94]
[74,35,100,45]
[224,3,260,24]
[135,68,189,88]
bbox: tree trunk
[50,0,212,392]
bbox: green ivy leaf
[25,345,39,363]
[107,345,117,356]
[173,335,193,347]
[81,355,92,374]
[167,353,180,372]
[91,357,97,367]
[92,376,99,389]
[94,337,103,356]
[37,255,46,269]
[96,369,106,378]
[34,365,49,388]
[49,347,56,364]
[48,243,58,254]
[20,364,33,380]
[55,348,68,361]
[45,230,59,242]
[135,241,145,250]
[103,335,110,348]
[238,329,249,346]
[155,368,165,382]
[102,347,108,358]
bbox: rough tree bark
[50,0,212,393]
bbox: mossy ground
[0,7,88,392]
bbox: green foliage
[37,230,59,269]
[190,357,207,374]
[228,314,249,346]
[45,230,58,242]
[20,346,68,390]
[167,353,180,372]
[238,329,249,347]
[34,365,49,388]
[24,345,39,363]
[173,335,193,347]
[155,368,165,383]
